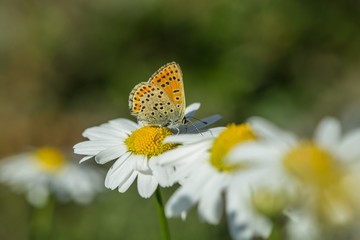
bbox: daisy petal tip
[79,156,93,164]
[184,103,201,117]
[167,195,193,216]
[94,155,101,163]
[320,116,339,124]
[118,188,125,193]
[187,102,201,110]
[139,192,152,199]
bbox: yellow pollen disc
[33,147,66,172]
[125,126,177,158]
[252,189,290,217]
[283,142,343,187]
[210,123,257,172]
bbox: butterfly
[128,62,186,129]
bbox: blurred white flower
[160,124,275,240]
[241,117,360,239]
[0,147,103,207]
[73,103,220,199]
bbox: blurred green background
[1,0,360,239]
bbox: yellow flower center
[125,126,177,158]
[210,123,257,172]
[34,147,66,172]
[283,142,343,187]
[283,142,358,224]
[252,189,290,217]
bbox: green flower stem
[268,216,286,240]
[28,197,56,240]
[155,187,171,240]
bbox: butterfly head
[163,117,187,129]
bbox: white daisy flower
[0,147,103,207]
[160,123,276,240]
[236,117,360,239]
[73,103,220,198]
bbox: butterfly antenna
[185,116,209,134]
[184,118,203,136]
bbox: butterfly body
[128,62,186,129]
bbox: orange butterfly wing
[147,62,186,114]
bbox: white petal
[198,174,227,224]
[106,166,134,190]
[171,156,206,184]
[158,140,210,165]
[149,157,175,187]
[286,210,319,240]
[337,129,360,161]
[165,165,213,217]
[249,117,298,146]
[314,117,341,149]
[109,152,131,171]
[104,152,133,189]
[134,155,150,173]
[82,127,124,140]
[137,173,158,198]
[164,135,204,144]
[184,102,201,118]
[227,141,283,166]
[207,127,227,136]
[98,124,129,138]
[165,132,217,144]
[95,145,127,164]
[74,140,117,155]
[108,118,139,132]
[118,171,138,193]
[226,184,272,240]
[27,185,49,207]
[79,156,93,163]
[166,189,196,218]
